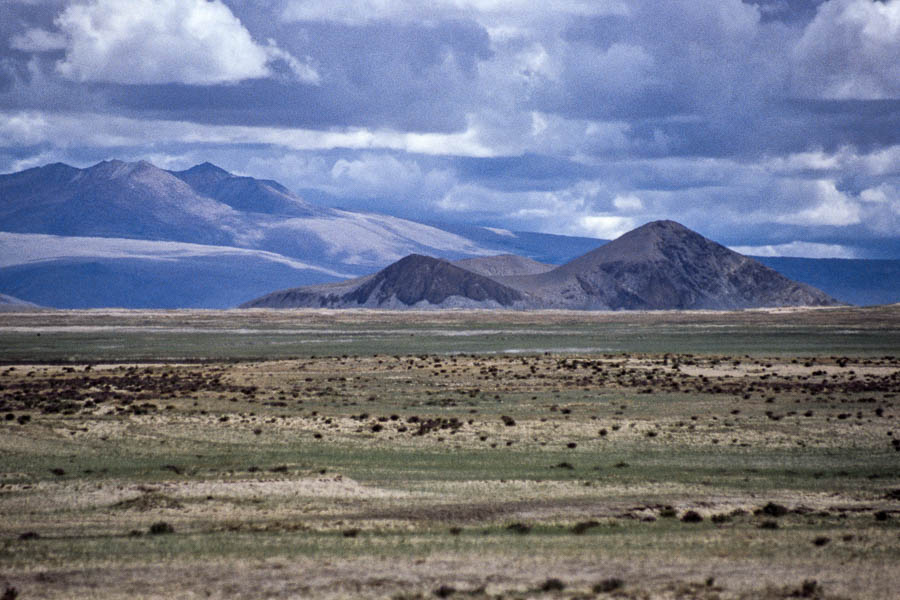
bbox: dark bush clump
[797,579,823,598]
[681,510,703,523]
[758,520,779,530]
[434,585,456,598]
[812,536,830,546]
[759,502,789,517]
[148,521,174,535]
[342,528,360,538]
[593,578,624,593]
[2,585,18,600]
[540,578,565,592]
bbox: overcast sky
[2,0,899,258]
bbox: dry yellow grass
[1,307,899,598]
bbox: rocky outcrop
[242,254,531,309]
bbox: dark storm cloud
[1,0,898,257]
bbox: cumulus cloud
[433,178,640,238]
[577,215,636,239]
[0,110,492,156]
[50,0,318,85]
[329,153,455,199]
[792,0,900,99]
[776,180,862,226]
[612,193,643,212]
[858,183,900,235]
[765,145,900,176]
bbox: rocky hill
[245,221,843,310]
[499,221,840,310]
[242,254,531,309]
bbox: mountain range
[1,160,897,308]
[0,160,598,308]
[243,221,840,310]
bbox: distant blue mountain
[0,256,334,309]
[753,257,900,307]
[0,160,608,308]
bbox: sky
[1,0,899,259]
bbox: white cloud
[612,193,643,212]
[281,0,628,25]
[729,241,859,259]
[775,180,861,226]
[52,0,318,85]
[329,154,454,199]
[764,148,848,172]
[10,28,67,52]
[765,145,900,176]
[435,179,636,239]
[0,110,495,157]
[858,183,900,235]
[577,215,636,239]
[792,0,900,99]
[263,40,321,84]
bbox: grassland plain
[0,305,899,599]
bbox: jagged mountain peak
[82,159,167,181]
[184,161,231,176]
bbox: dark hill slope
[498,220,841,310]
[242,254,529,309]
[453,254,555,277]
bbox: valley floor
[0,306,898,599]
